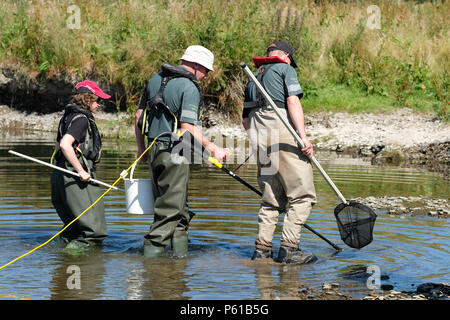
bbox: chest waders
[140,64,201,258]
[50,105,107,247]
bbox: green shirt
[243,63,303,118]
[139,66,200,140]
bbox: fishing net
[334,201,377,249]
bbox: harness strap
[245,63,288,110]
[75,146,92,176]
[243,100,286,109]
[147,75,180,136]
[52,110,100,171]
[141,63,202,138]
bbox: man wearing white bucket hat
[135,45,229,258]
[180,45,215,73]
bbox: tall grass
[0,0,448,120]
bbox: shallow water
[0,132,448,300]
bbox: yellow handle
[177,129,231,169]
[208,150,232,169]
[208,156,223,169]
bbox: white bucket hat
[180,45,214,71]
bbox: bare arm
[135,108,148,163]
[242,117,249,131]
[180,122,229,162]
[59,134,91,181]
[286,95,313,157]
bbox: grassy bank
[0,0,448,120]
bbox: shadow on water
[0,134,449,300]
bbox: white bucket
[123,162,154,215]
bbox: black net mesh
[334,201,377,249]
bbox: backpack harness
[138,63,202,137]
[243,56,290,111]
[51,104,102,174]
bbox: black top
[57,113,89,144]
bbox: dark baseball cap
[267,41,298,68]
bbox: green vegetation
[0,0,448,121]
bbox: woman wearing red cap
[50,81,110,250]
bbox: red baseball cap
[75,80,111,99]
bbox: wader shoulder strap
[52,113,87,164]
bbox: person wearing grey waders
[242,41,317,264]
[135,45,229,258]
[51,81,110,250]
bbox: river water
[0,132,448,300]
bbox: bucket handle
[120,161,141,182]
[129,162,138,181]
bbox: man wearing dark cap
[242,41,317,264]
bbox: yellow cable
[0,136,159,271]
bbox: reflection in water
[50,250,107,299]
[125,264,146,300]
[140,258,189,300]
[254,263,275,299]
[0,134,448,299]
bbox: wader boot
[143,239,166,258]
[64,239,91,250]
[171,229,188,258]
[276,246,317,264]
[251,248,273,260]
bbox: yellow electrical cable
[0,136,159,271]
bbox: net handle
[241,62,347,204]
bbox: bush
[0,0,448,118]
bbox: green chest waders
[51,167,107,245]
[143,141,191,258]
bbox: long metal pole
[240,62,348,204]
[8,150,125,192]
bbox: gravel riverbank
[1,104,448,176]
[2,104,448,219]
